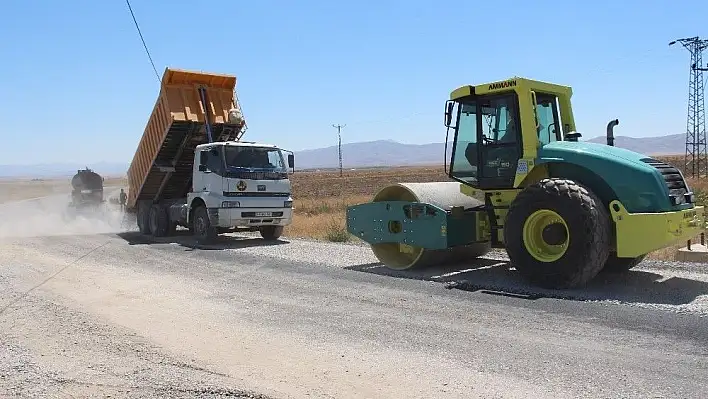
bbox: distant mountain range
[0,133,687,178]
[294,133,687,170]
[586,133,685,155]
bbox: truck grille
[640,158,694,205]
[223,192,290,197]
[224,170,288,180]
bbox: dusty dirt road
[0,196,707,398]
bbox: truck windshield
[223,146,286,170]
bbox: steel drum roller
[368,182,491,270]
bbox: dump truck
[125,67,295,241]
[346,77,705,289]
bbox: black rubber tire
[504,178,611,289]
[260,226,284,240]
[602,253,646,273]
[137,202,151,235]
[192,205,217,242]
[148,204,169,237]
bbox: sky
[1,0,707,165]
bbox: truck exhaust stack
[606,119,619,146]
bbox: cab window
[535,93,562,146]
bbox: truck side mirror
[287,153,295,173]
[444,101,454,127]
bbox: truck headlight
[284,200,293,208]
[222,201,240,208]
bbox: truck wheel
[137,202,151,235]
[148,204,169,237]
[260,225,284,240]
[192,205,217,242]
[602,253,646,273]
[504,178,610,289]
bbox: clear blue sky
[1,0,707,165]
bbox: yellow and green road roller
[346,77,705,289]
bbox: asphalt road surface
[1,197,707,398]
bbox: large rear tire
[504,178,610,289]
[137,201,151,235]
[148,204,169,237]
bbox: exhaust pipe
[606,119,619,146]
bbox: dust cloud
[0,188,136,240]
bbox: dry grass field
[2,154,706,261]
[286,166,447,241]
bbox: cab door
[476,93,523,190]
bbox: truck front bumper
[610,200,705,258]
[212,207,293,228]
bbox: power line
[669,36,708,179]
[332,124,346,176]
[125,0,160,83]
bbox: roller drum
[369,182,491,270]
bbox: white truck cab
[184,140,295,240]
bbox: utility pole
[332,124,346,176]
[669,37,708,179]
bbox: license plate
[255,212,272,217]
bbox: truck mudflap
[208,207,220,226]
[610,200,706,258]
[345,200,483,250]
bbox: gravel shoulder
[1,230,707,398]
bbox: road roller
[346,77,705,289]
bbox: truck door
[195,149,223,193]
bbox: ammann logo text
[488,80,517,90]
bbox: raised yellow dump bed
[126,67,246,210]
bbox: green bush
[324,219,351,242]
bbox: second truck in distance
[124,68,295,241]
